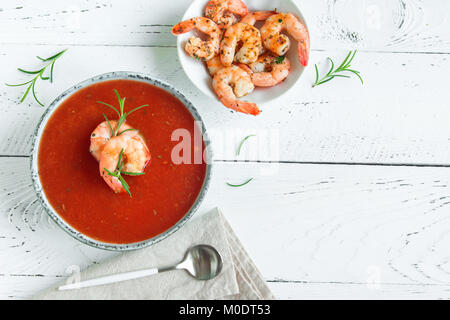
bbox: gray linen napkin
[33,208,275,300]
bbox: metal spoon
[58,245,223,291]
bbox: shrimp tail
[298,39,309,66]
[227,0,248,16]
[172,20,194,35]
[236,101,260,116]
[100,168,126,194]
[241,10,277,25]
[222,99,260,116]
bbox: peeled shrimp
[172,17,221,61]
[240,53,291,87]
[240,10,277,26]
[99,135,151,194]
[205,0,248,31]
[90,120,143,161]
[206,55,225,77]
[212,65,260,116]
[207,55,254,77]
[220,23,262,66]
[260,13,310,66]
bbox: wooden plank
[4,277,450,300]
[2,158,450,298]
[268,281,450,300]
[0,276,60,299]
[0,0,448,53]
[206,162,450,286]
[0,45,449,164]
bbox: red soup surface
[38,79,207,244]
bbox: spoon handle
[58,268,159,291]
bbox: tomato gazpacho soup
[38,79,207,244]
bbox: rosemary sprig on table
[227,178,254,188]
[237,134,256,156]
[97,89,148,137]
[313,50,363,87]
[104,148,145,197]
[226,135,256,187]
[5,49,68,106]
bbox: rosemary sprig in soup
[97,89,148,137]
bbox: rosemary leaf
[104,168,117,177]
[102,113,114,137]
[126,104,149,117]
[17,68,41,75]
[5,80,33,87]
[118,128,138,135]
[121,171,146,176]
[97,101,121,117]
[237,134,256,156]
[115,117,127,136]
[119,175,132,197]
[50,61,55,83]
[314,64,319,84]
[31,80,43,106]
[20,84,32,103]
[117,149,124,171]
[226,178,254,187]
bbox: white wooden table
[0,0,449,299]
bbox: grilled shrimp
[207,55,254,77]
[212,65,260,116]
[206,55,225,76]
[172,17,221,61]
[240,53,291,87]
[99,135,151,194]
[220,22,262,66]
[260,13,310,66]
[205,0,248,31]
[90,120,142,161]
[240,10,277,26]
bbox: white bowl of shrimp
[173,0,310,116]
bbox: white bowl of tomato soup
[31,72,212,251]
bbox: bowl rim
[30,71,213,251]
[175,0,309,104]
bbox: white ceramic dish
[176,0,309,105]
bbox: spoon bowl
[178,245,223,280]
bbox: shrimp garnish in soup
[260,13,310,66]
[212,65,260,116]
[172,17,221,61]
[239,53,291,87]
[90,120,143,161]
[220,23,262,66]
[205,0,248,31]
[100,135,151,194]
